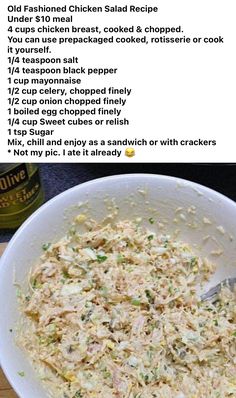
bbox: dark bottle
[0,163,44,229]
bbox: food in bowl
[16,216,236,398]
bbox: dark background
[1,163,236,242]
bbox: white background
[0,0,235,162]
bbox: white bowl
[1,173,236,398]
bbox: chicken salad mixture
[17,218,236,398]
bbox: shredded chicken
[17,219,236,398]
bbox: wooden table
[0,243,18,398]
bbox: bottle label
[0,165,41,215]
[0,164,28,194]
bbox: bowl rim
[1,172,236,397]
[1,172,236,265]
